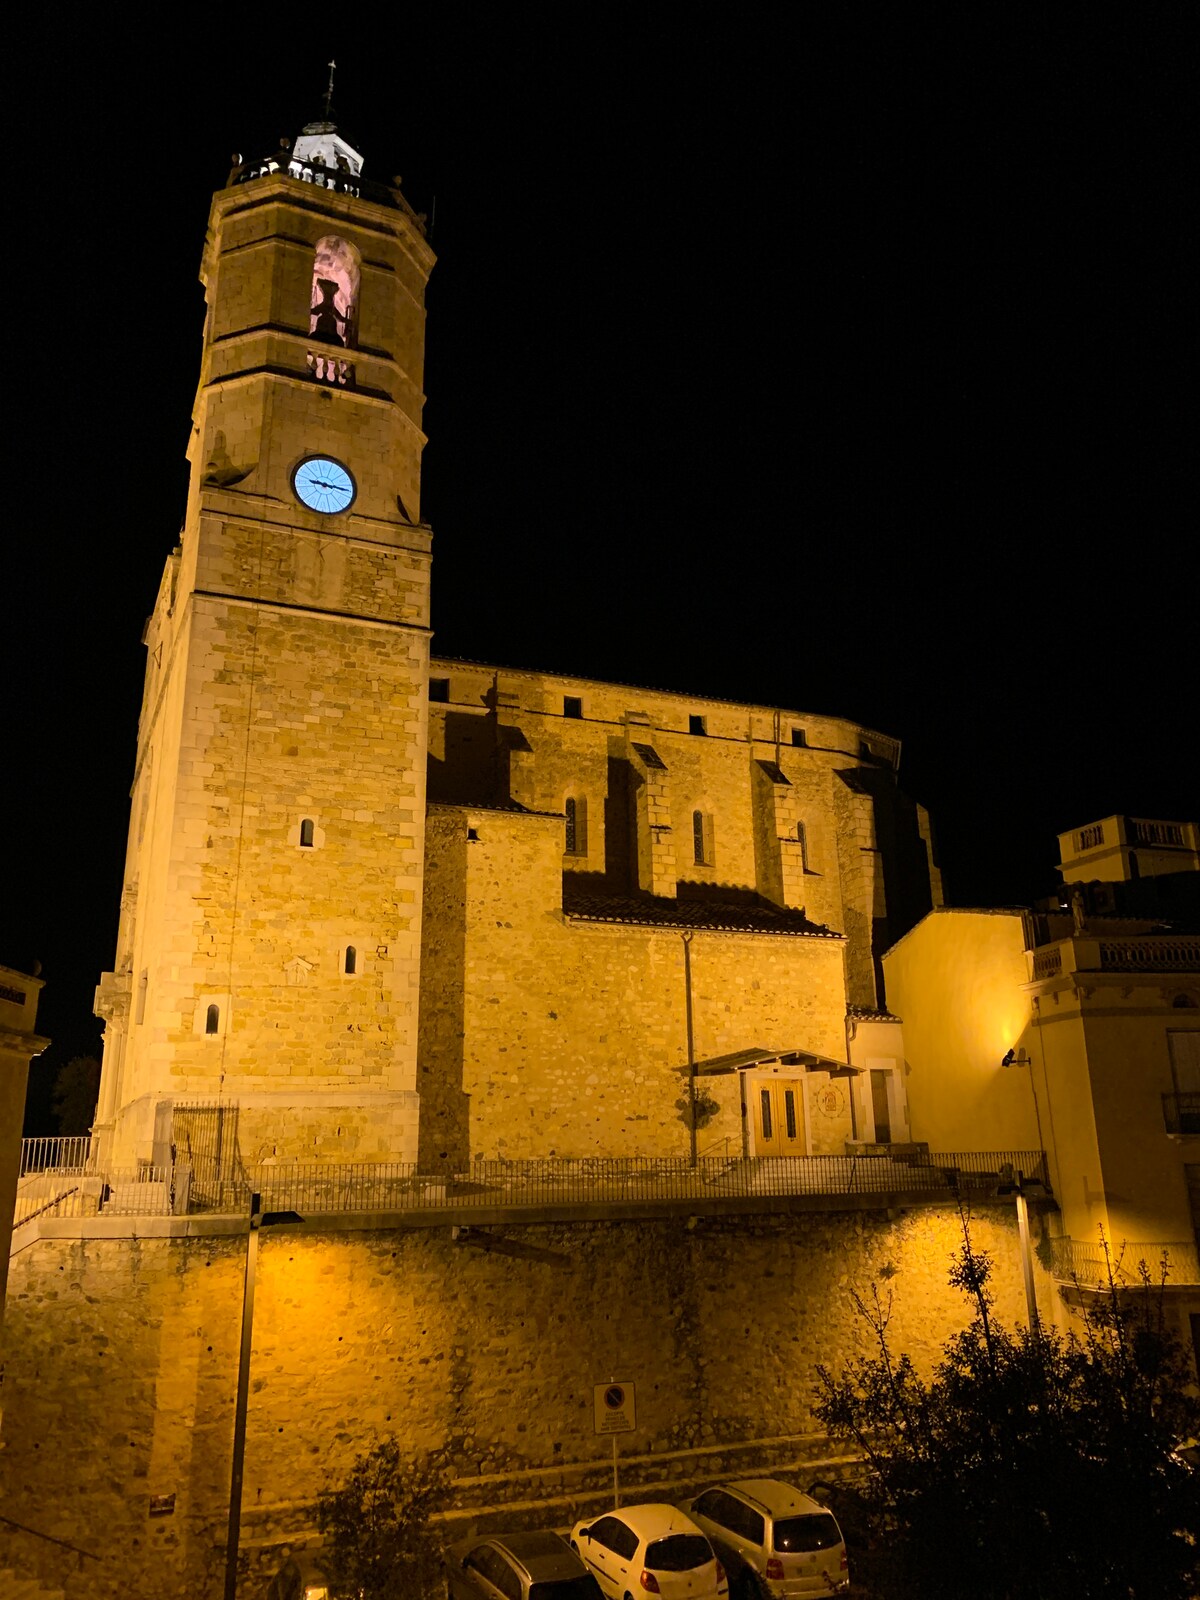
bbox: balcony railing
[14,1146,1050,1226]
[1032,948,1063,980]
[18,1135,94,1176]
[1099,939,1200,972]
[1163,1092,1200,1136]
[1048,1237,1200,1286]
[14,1164,176,1227]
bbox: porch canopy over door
[684,1046,860,1079]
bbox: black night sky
[4,10,1195,1127]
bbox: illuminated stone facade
[3,1207,1040,1597]
[90,146,943,1179]
[92,161,435,1169]
[0,126,979,1600]
[419,662,940,1166]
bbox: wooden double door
[750,1076,807,1156]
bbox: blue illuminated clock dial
[292,456,356,514]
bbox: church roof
[561,888,841,938]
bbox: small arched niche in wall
[289,816,326,850]
[194,993,231,1038]
[340,944,361,978]
[307,234,361,388]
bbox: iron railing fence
[14,1145,1050,1225]
[18,1135,94,1176]
[14,1165,178,1226]
[1048,1237,1200,1287]
[180,1150,1054,1216]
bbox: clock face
[292,456,356,514]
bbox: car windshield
[773,1513,841,1553]
[646,1535,713,1571]
[530,1579,605,1600]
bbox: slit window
[344,946,357,975]
[693,810,713,866]
[563,695,583,718]
[429,678,450,703]
[205,1003,220,1036]
[299,817,315,848]
[689,714,707,736]
[564,796,587,857]
[797,821,809,871]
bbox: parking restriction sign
[593,1380,636,1435]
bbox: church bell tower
[93,116,436,1168]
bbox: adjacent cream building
[884,814,1200,1358]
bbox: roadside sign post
[593,1380,636,1506]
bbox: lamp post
[997,1169,1046,1335]
[682,932,697,1167]
[224,1192,303,1600]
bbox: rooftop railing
[14,1145,1050,1226]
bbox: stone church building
[2,118,1046,1600]
[88,116,943,1187]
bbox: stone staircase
[0,1571,65,1599]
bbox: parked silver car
[446,1529,604,1599]
[682,1479,849,1598]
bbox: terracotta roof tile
[561,887,840,938]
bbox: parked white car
[570,1502,729,1598]
[682,1480,849,1597]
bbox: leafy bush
[815,1223,1200,1599]
[316,1438,448,1599]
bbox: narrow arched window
[307,234,361,388]
[797,821,809,871]
[299,818,315,848]
[344,946,357,975]
[205,1003,220,1036]
[563,796,587,857]
[693,810,706,865]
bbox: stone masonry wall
[419,807,851,1165]
[0,1206,1049,1599]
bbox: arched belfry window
[307,235,360,388]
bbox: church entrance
[749,1077,807,1156]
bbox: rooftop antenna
[323,59,337,121]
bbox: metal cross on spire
[323,60,337,120]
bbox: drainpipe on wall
[682,932,697,1166]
